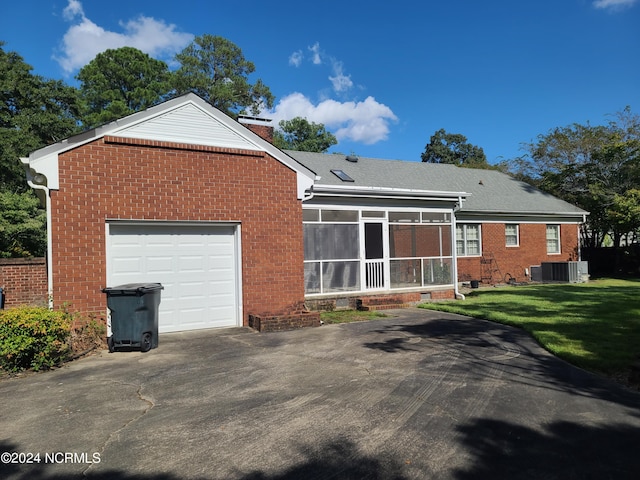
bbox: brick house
[21,93,587,333]
[289,151,587,308]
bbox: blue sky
[2,0,639,163]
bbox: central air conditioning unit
[540,261,589,283]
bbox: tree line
[0,35,337,258]
[1,35,639,259]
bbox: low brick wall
[306,290,455,313]
[248,311,321,332]
[0,257,48,308]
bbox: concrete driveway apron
[2,308,640,479]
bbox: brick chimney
[238,115,274,143]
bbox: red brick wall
[457,223,580,284]
[0,258,48,308]
[50,136,305,325]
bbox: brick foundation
[305,290,455,313]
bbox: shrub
[68,317,107,354]
[0,306,71,372]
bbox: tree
[609,189,640,245]
[514,108,640,248]
[421,129,489,168]
[1,43,81,192]
[0,43,81,257]
[173,35,274,117]
[0,190,46,258]
[76,47,173,128]
[272,117,337,152]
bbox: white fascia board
[457,211,588,223]
[312,183,470,200]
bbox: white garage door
[106,223,241,333]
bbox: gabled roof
[288,151,588,221]
[21,93,316,198]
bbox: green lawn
[419,278,640,377]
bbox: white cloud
[266,92,398,145]
[54,0,193,73]
[308,42,322,65]
[328,60,353,93]
[289,50,303,67]
[290,42,355,95]
[593,0,637,10]
[63,0,84,19]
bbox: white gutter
[21,158,54,309]
[452,195,465,300]
[312,183,470,201]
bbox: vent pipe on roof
[346,155,358,163]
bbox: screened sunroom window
[304,208,455,294]
[304,211,360,294]
[388,217,453,288]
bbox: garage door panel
[147,256,175,274]
[178,255,207,273]
[107,224,239,332]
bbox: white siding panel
[107,223,240,333]
[114,104,262,151]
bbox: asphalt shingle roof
[286,151,587,217]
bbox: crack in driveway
[82,381,154,477]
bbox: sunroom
[302,200,464,297]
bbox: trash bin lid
[102,283,164,295]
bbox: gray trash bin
[102,283,163,353]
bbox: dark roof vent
[345,155,359,163]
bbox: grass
[419,278,640,377]
[320,310,388,324]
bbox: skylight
[330,169,354,182]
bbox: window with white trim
[456,224,481,256]
[546,224,561,254]
[505,224,519,247]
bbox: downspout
[302,177,320,202]
[24,166,54,309]
[578,213,587,261]
[452,196,465,300]
[303,189,315,202]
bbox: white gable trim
[21,93,315,197]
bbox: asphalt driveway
[2,308,640,479]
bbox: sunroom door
[362,221,389,290]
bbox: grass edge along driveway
[419,278,640,387]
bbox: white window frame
[546,224,561,254]
[456,224,482,257]
[505,224,519,247]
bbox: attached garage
[21,93,317,332]
[106,222,241,333]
